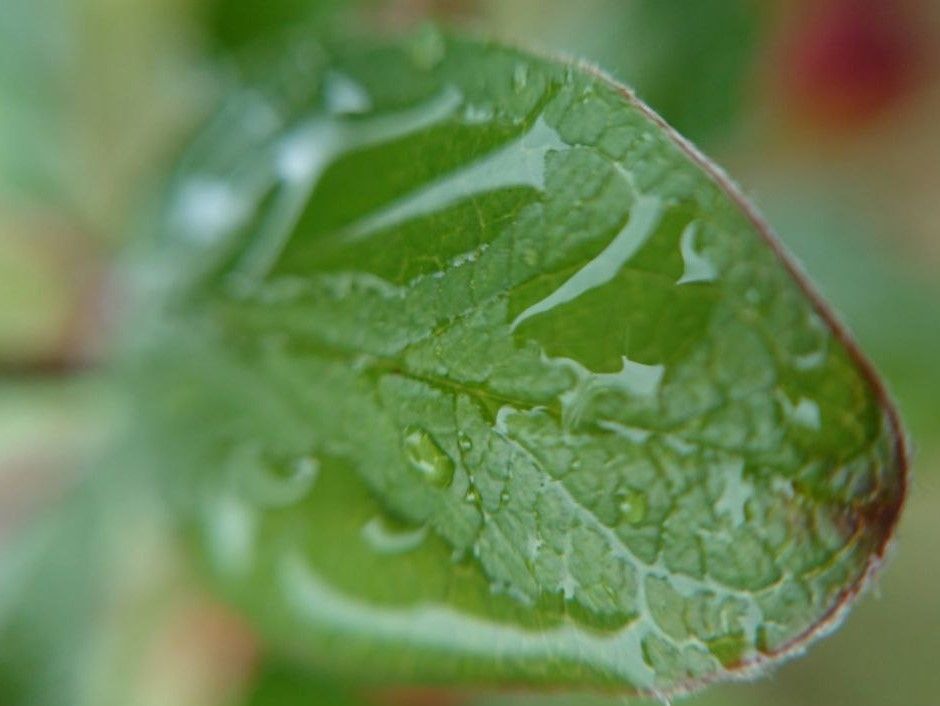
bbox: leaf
[128,31,907,697]
[239,660,362,706]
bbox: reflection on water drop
[232,444,320,509]
[792,397,821,430]
[172,178,247,246]
[619,490,647,525]
[343,116,565,242]
[772,477,795,499]
[403,426,455,488]
[676,222,718,285]
[512,196,664,331]
[714,458,752,528]
[457,431,473,452]
[513,63,529,91]
[778,392,822,431]
[553,354,665,431]
[207,493,256,576]
[323,71,371,115]
[275,122,336,183]
[465,486,481,504]
[598,420,653,444]
[408,24,446,70]
[463,103,495,123]
[360,515,427,555]
[653,690,673,706]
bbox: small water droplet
[676,222,717,285]
[618,490,647,524]
[323,71,371,115]
[464,486,480,504]
[403,426,455,488]
[360,515,427,555]
[513,63,529,91]
[232,444,319,509]
[207,494,256,576]
[653,691,673,706]
[172,178,247,246]
[457,431,473,452]
[778,392,822,431]
[500,489,510,504]
[408,24,446,71]
[463,103,495,123]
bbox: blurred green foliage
[0,0,72,204]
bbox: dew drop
[778,392,823,431]
[207,493,256,576]
[463,103,495,123]
[676,222,717,285]
[408,24,446,71]
[457,431,473,452]
[403,426,455,488]
[513,62,529,91]
[619,490,647,525]
[323,71,371,115]
[172,178,246,245]
[464,486,481,504]
[360,515,427,555]
[232,444,319,509]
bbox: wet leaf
[129,32,907,696]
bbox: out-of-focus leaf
[201,0,349,53]
[0,0,72,203]
[0,492,105,706]
[241,661,361,706]
[129,32,906,696]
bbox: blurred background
[1,1,938,705]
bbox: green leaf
[239,660,362,706]
[128,32,907,697]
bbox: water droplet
[463,103,495,123]
[207,493,256,576]
[408,24,446,71]
[598,420,653,444]
[403,426,455,488]
[172,178,247,245]
[343,116,564,243]
[553,353,666,431]
[232,444,319,509]
[652,691,673,706]
[513,63,529,91]
[457,431,473,452]
[360,515,427,555]
[464,486,480,504]
[512,196,664,331]
[676,222,718,285]
[772,477,795,499]
[619,490,647,524]
[500,489,510,504]
[778,392,822,431]
[662,434,696,456]
[323,71,371,115]
[714,458,752,527]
